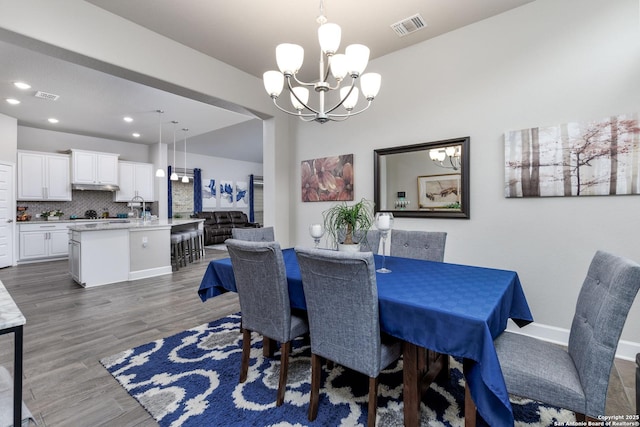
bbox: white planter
[46,216,60,221]
[338,243,361,253]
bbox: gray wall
[294,0,640,355]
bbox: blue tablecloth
[198,248,533,427]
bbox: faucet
[130,195,146,222]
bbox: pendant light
[170,120,179,181]
[182,128,189,183]
[154,109,165,178]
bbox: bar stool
[170,233,185,271]
[178,231,194,264]
[196,228,205,259]
[189,230,201,261]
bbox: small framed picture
[417,174,462,210]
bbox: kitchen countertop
[0,280,25,330]
[67,218,204,232]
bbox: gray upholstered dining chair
[389,230,447,261]
[294,247,402,427]
[231,226,275,242]
[359,229,381,253]
[225,239,308,406]
[495,250,640,421]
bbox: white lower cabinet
[19,223,71,261]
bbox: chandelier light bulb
[360,73,381,99]
[340,86,359,111]
[263,71,284,97]
[329,54,348,80]
[318,23,341,55]
[345,44,370,76]
[290,86,310,111]
[276,43,304,76]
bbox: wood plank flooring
[0,249,636,426]
[0,249,238,426]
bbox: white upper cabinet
[17,150,71,201]
[114,161,155,202]
[71,149,119,185]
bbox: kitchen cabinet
[18,222,70,261]
[114,161,154,202]
[17,151,71,201]
[71,149,119,185]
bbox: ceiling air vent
[391,13,427,37]
[34,91,60,101]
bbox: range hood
[71,183,120,191]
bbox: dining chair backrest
[568,250,640,416]
[295,247,384,377]
[231,226,275,242]
[225,238,291,341]
[390,230,447,262]
[359,230,381,254]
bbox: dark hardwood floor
[0,249,635,426]
[0,249,238,426]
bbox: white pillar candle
[310,224,323,238]
[377,215,390,230]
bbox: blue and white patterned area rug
[100,313,575,427]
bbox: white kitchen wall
[293,0,640,354]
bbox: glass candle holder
[375,212,394,273]
[309,224,324,249]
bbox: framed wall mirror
[374,136,470,219]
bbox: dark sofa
[192,211,260,245]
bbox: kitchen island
[68,219,204,287]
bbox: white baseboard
[506,320,640,362]
[128,266,172,281]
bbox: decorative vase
[338,243,361,253]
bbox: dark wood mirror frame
[374,136,470,219]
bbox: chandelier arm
[324,100,373,119]
[324,79,357,115]
[271,98,318,119]
[292,74,318,87]
[286,77,321,115]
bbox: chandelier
[429,146,461,171]
[262,1,381,123]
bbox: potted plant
[41,209,64,221]
[322,198,374,251]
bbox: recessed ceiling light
[48,118,59,124]
[132,133,141,138]
[13,82,31,90]
[123,116,134,123]
[5,98,20,105]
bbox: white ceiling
[0,0,535,163]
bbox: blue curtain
[167,165,173,219]
[249,174,255,222]
[194,168,202,213]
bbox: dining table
[198,248,533,427]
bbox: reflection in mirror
[374,137,470,219]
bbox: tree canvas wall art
[505,113,640,198]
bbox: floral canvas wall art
[203,178,217,209]
[220,180,234,208]
[235,181,248,208]
[505,113,640,198]
[301,154,354,202]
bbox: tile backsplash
[17,190,154,220]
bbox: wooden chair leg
[277,341,291,406]
[309,353,322,421]
[368,376,378,427]
[240,329,251,383]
